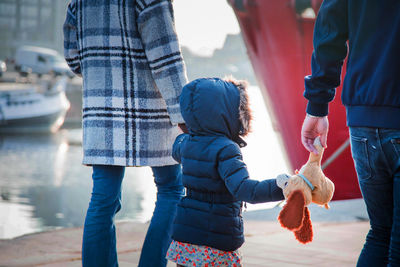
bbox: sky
[172,0,240,56]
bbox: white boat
[0,78,70,133]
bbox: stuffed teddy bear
[277,137,335,244]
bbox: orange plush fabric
[278,190,305,230]
[294,207,313,244]
[278,190,313,244]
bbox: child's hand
[276,174,290,189]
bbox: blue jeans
[82,164,183,267]
[350,127,400,267]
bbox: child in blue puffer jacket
[166,77,288,267]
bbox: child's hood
[180,78,242,141]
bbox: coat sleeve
[304,0,348,116]
[217,144,284,204]
[63,0,81,76]
[172,133,188,163]
[137,0,188,125]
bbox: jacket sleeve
[172,133,188,163]
[137,0,188,125]
[304,0,348,116]
[217,144,284,204]
[63,0,81,75]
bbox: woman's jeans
[350,127,400,267]
[82,164,183,267]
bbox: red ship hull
[230,0,361,200]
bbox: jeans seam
[376,129,393,178]
[391,138,400,158]
[351,135,372,181]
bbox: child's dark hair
[224,76,252,137]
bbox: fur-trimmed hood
[180,77,251,147]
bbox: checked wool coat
[63,0,188,166]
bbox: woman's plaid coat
[63,0,188,166]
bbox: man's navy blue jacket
[304,0,400,129]
[171,78,284,251]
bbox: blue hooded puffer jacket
[171,78,284,251]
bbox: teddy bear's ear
[294,206,313,244]
[278,190,305,230]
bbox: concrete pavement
[0,219,368,267]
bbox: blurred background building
[0,0,69,60]
[0,0,256,83]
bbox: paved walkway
[0,219,368,267]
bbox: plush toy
[277,137,335,244]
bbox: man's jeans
[350,127,400,267]
[82,164,183,267]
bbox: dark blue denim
[138,165,184,267]
[82,164,183,267]
[350,127,400,267]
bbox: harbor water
[0,86,289,239]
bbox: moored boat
[229,0,361,200]
[0,78,70,133]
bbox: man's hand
[301,114,329,154]
[178,123,188,133]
